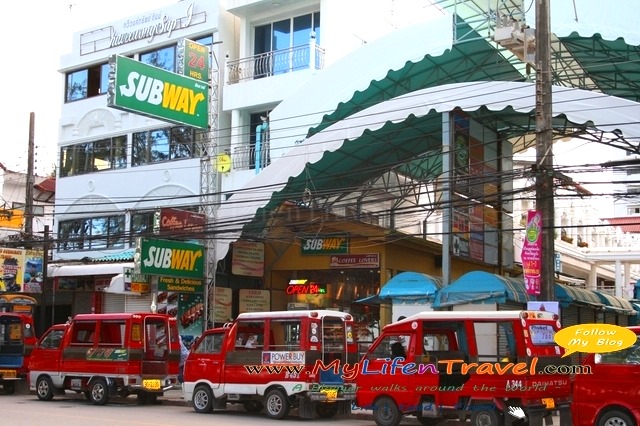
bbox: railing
[227,43,325,84]
[232,145,271,171]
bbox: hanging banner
[522,210,542,295]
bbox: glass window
[194,333,224,354]
[71,321,96,345]
[130,210,157,243]
[59,136,128,177]
[235,320,265,350]
[40,329,64,349]
[145,318,168,360]
[140,45,176,72]
[171,127,196,159]
[58,215,125,252]
[597,336,640,364]
[369,334,410,360]
[66,69,88,102]
[269,320,301,350]
[65,62,109,102]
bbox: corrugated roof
[92,250,135,262]
[602,217,640,233]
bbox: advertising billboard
[138,238,205,279]
[107,55,209,129]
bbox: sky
[1,0,177,176]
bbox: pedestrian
[178,335,189,383]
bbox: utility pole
[535,0,555,301]
[25,112,36,242]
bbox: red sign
[160,208,206,233]
[521,210,542,295]
[329,253,380,269]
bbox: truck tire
[89,378,109,406]
[192,385,214,413]
[264,389,290,420]
[373,396,402,426]
[597,410,635,426]
[36,376,54,401]
[2,382,16,395]
[470,410,504,426]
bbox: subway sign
[139,238,205,279]
[107,55,209,129]
[300,235,349,255]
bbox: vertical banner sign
[178,39,210,82]
[522,210,542,295]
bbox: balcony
[227,43,325,84]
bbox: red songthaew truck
[28,313,180,405]
[183,310,359,420]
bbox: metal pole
[535,0,555,301]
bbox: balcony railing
[227,42,325,84]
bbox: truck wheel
[36,376,54,401]
[470,410,504,426]
[89,378,109,406]
[264,389,290,420]
[316,402,339,419]
[373,396,402,426]
[2,382,16,395]
[192,385,213,413]
[597,410,635,426]
[243,401,263,413]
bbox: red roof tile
[602,217,640,233]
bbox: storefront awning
[433,271,532,308]
[594,291,637,315]
[353,294,388,305]
[379,272,443,301]
[554,284,605,310]
[48,262,134,277]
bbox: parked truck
[0,312,36,394]
[183,310,359,420]
[28,313,180,405]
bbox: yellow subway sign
[107,55,209,129]
[139,238,205,279]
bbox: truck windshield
[0,316,24,361]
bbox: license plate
[542,398,555,409]
[322,389,338,399]
[143,379,161,390]
[0,370,16,379]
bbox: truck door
[29,327,65,372]
[186,331,225,389]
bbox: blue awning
[379,272,443,300]
[353,294,389,305]
[554,284,605,309]
[594,291,636,315]
[433,271,532,308]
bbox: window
[58,215,125,252]
[269,320,301,350]
[130,210,158,243]
[71,321,96,345]
[140,45,176,72]
[597,336,640,364]
[254,12,321,77]
[40,329,64,349]
[194,333,224,354]
[99,320,125,346]
[59,136,127,177]
[145,318,169,360]
[369,334,410,360]
[132,126,197,166]
[235,320,265,350]
[65,62,109,102]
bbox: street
[0,385,421,426]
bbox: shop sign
[213,287,232,323]
[160,208,206,233]
[300,235,349,255]
[232,241,264,277]
[329,253,379,269]
[178,38,210,82]
[239,289,270,313]
[262,351,305,365]
[108,55,209,129]
[286,279,327,295]
[139,238,205,279]
[158,276,203,292]
[522,210,543,296]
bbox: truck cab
[356,310,573,426]
[28,313,180,405]
[572,326,640,426]
[183,310,358,420]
